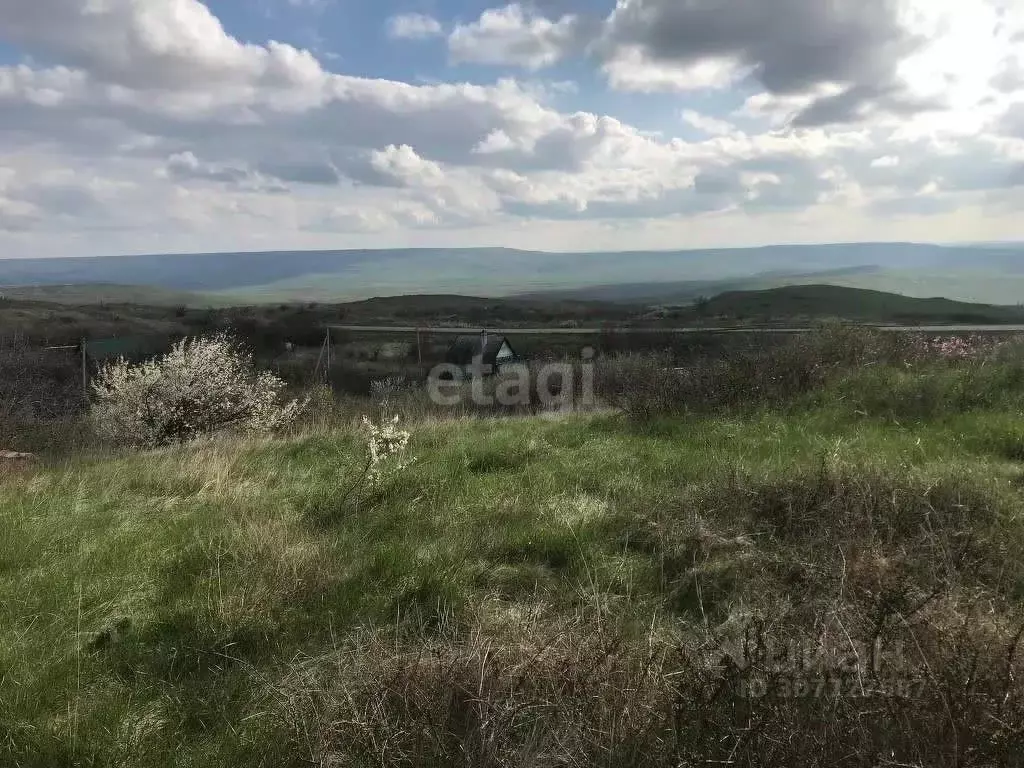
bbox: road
[329,324,1024,336]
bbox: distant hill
[1,242,1023,305]
[0,283,215,307]
[693,285,1024,324]
[516,266,885,304]
[4,286,1023,352]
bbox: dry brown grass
[253,597,1024,768]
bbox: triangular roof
[446,334,516,366]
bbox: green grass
[5,363,1024,764]
[0,284,218,307]
[698,284,1024,324]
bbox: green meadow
[3,348,1024,766]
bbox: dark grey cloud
[734,153,835,210]
[255,158,341,185]
[792,83,942,127]
[836,136,1024,199]
[605,0,917,92]
[692,169,743,196]
[602,0,925,123]
[792,84,888,127]
[164,152,290,193]
[166,152,251,184]
[333,154,407,188]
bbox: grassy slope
[0,284,217,307]
[0,294,642,350]
[4,369,1024,765]
[3,283,1022,353]
[524,270,1024,308]
[818,269,1024,306]
[699,284,1024,323]
[190,269,1024,307]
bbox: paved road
[330,324,1024,336]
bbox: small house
[445,331,519,377]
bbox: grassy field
[4,349,1024,766]
[693,284,1024,324]
[0,284,217,308]
[522,269,1024,308]
[5,285,1024,353]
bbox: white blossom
[361,413,412,482]
[90,333,306,447]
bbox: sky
[0,0,1022,257]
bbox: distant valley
[1,242,1023,306]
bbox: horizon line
[1,239,1019,260]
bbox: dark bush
[595,327,998,422]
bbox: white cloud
[0,0,1022,255]
[603,47,742,93]
[448,4,587,70]
[0,0,319,92]
[369,145,445,186]
[386,13,444,40]
[681,110,737,137]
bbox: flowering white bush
[361,413,412,481]
[91,334,306,447]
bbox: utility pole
[324,329,332,386]
[416,327,423,365]
[81,338,88,398]
[312,332,327,386]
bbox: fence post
[81,338,88,398]
[312,332,326,386]
[325,328,332,384]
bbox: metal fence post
[325,328,332,385]
[81,338,88,398]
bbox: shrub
[596,328,1024,422]
[90,333,306,447]
[362,413,413,481]
[0,339,87,454]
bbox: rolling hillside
[5,360,1024,766]
[693,285,1024,324]
[1,242,1023,305]
[531,270,1024,307]
[0,283,216,307]
[4,286,1024,353]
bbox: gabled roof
[446,334,516,366]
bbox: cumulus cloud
[369,145,445,187]
[0,0,1022,254]
[603,48,739,92]
[0,0,326,93]
[603,0,914,91]
[448,4,591,70]
[682,111,737,137]
[596,0,929,125]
